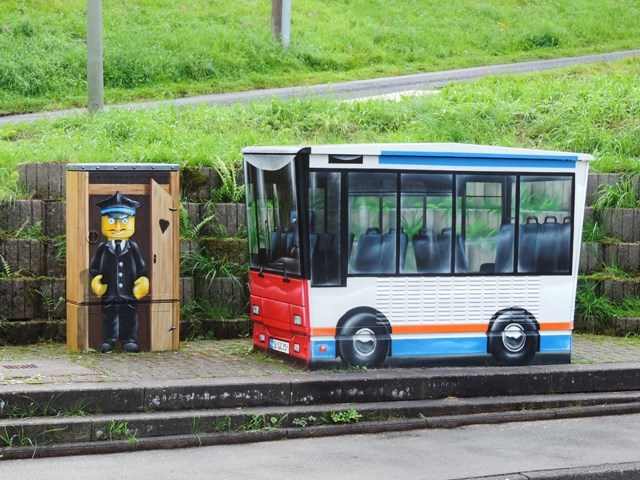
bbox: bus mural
[243,144,591,368]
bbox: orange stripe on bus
[539,322,574,331]
[393,324,488,334]
[312,322,573,337]
[312,328,336,336]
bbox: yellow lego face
[101,215,136,240]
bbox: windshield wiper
[258,261,290,283]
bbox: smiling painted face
[102,214,136,241]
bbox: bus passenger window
[348,173,398,275]
[457,175,515,274]
[519,175,573,274]
[400,174,453,274]
[309,172,342,286]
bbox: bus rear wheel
[337,312,390,368]
[487,308,539,366]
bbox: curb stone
[463,461,640,479]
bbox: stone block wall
[577,173,640,334]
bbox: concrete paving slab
[0,335,639,388]
[0,360,95,379]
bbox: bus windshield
[245,154,301,276]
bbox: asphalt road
[2,414,640,479]
[1,49,639,127]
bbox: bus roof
[242,143,593,162]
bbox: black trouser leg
[119,302,138,345]
[101,303,118,346]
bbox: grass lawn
[1,0,639,114]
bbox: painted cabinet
[66,164,180,352]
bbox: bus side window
[400,173,453,275]
[309,171,343,286]
[458,176,514,274]
[348,172,398,275]
[519,175,573,274]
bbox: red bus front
[249,270,311,362]
[244,147,313,364]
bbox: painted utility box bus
[66,164,180,352]
[243,143,592,368]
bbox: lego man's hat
[96,191,140,218]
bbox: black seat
[354,228,382,273]
[533,215,572,274]
[413,229,447,273]
[380,228,408,273]
[494,223,515,273]
[518,217,541,273]
[438,228,467,273]
[311,233,338,283]
[557,217,572,273]
[269,227,288,261]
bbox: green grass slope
[1,58,638,173]
[1,0,639,114]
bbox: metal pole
[87,0,104,112]
[271,0,282,42]
[281,0,291,50]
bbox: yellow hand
[91,275,107,296]
[133,276,149,300]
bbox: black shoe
[123,342,140,353]
[98,342,114,353]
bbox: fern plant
[179,206,218,239]
[0,254,21,278]
[211,160,245,204]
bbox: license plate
[270,338,290,354]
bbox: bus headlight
[293,314,302,326]
[252,305,260,316]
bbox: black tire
[487,308,539,366]
[337,311,390,368]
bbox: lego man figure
[90,192,149,353]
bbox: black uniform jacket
[89,240,148,304]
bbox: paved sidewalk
[0,339,295,386]
[1,335,639,387]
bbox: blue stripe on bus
[311,334,572,360]
[379,152,577,169]
[311,339,337,359]
[539,334,572,353]
[391,336,487,357]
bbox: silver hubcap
[353,327,377,357]
[502,323,526,353]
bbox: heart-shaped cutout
[159,219,170,233]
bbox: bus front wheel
[337,312,390,368]
[487,308,539,366]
